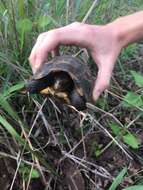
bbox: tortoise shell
[26,55,93,110]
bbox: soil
[1,51,143,190]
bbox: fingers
[29,33,46,73]
[91,47,117,101]
[51,46,59,58]
[28,22,117,101]
[29,31,59,73]
[92,67,112,101]
[29,22,93,73]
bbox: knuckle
[37,32,46,41]
[71,21,83,27]
[46,30,58,42]
[37,34,43,41]
[48,29,57,36]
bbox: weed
[0,0,143,189]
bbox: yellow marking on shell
[55,92,70,103]
[40,87,55,95]
[40,87,70,103]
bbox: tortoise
[26,55,93,111]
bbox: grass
[0,0,143,189]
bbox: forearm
[109,11,143,48]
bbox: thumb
[92,67,112,101]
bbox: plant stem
[10,0,21,56]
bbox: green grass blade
[123,185,143,190]
[3,82,25,97]
[0,114,24,143]
[108,167,127,190]
[0,94,19,121]
[18,0,25,18]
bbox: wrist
[106,19,127,50]
[107,11,143,49]
[109,17,132,48]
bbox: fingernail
[32,59,42,74]
[92,89,100,102]
[32,64,40,75]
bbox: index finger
[29,31,59,73]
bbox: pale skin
[29,11,143,101]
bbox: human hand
[29,22,122,101]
